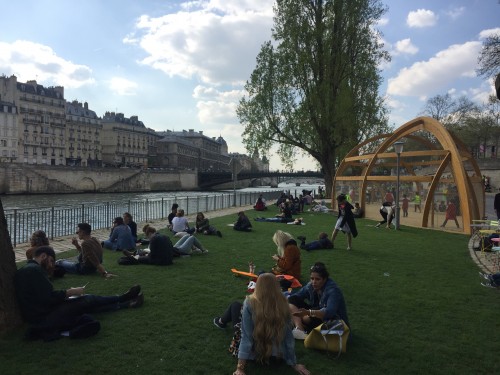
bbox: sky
[1,0,499,171]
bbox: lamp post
[393,141,404,230]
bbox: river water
[0,182,324,211]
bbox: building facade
[154,129,230,171]
[0,75,66,165]
[101,112,158,168]
[65,101,103,167]
[0,100,18,163]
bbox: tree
[0,198,22,332]
[237,0,390,194]
[477,33,500,78]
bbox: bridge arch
[333,116,484,234]
[78,177,97,192]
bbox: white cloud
[194,85,243,124]
[406,9,438,28]
[445,6,465,20]
[0,40,94,88]
[109,77,138,96]
[377,17,389,27]
[127,2,274,86]
[387,41,482,97]
[393,38,418,55]
[479,27,500,39]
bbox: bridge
[198,170,324,189]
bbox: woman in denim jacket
[233,273,310,375]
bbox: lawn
[0,205,499,375]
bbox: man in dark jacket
[14,246,143,340]
[494,189,500,220]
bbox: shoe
[216,230,222,238]
[375,223,380,228]
[479,272,490,281]
[201,249,209,254]
[347,247,351,251]
[119,285,141,302]
[191,248,203,254]
[297,235,306,242]
[292,328,308,340]
[213,317,226,329]
[481,282,495,288]
[129,292,144,308]
[123,250,137,257]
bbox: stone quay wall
[0,164,197,194]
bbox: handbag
[304,319,350,358]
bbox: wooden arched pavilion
[333,116,484,235]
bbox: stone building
[153,129,230,171]
[0,75,66,165]
[101,112,159,168]
[228,150,269,172]
[65,101,103,167]
[0,100,18,163]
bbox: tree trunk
[0,198,22,332]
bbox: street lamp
[393,141,404,230]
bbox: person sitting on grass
[171,209,195,235]
[102,217,136,251]
[123,212,138,243]
[297,232,333,251]
[195,212,222,237]
[271,230,301,280]
[254,196,267,211]
[233,273,310,375]
[123,225,174,265]
[14,246,144,341]
[234,211,252,232]
[255,201,294,223]
[56,223,114,278]
[288,262,350,340]
[26,230,50,260]
[167,203,178,230]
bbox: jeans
[56,260,95,275]
[174,235,204,255]
[221,301,243,328]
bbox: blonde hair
[247,273,291,364]
[272,230,293,256]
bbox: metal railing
[5,190,280,246]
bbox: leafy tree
[477,33,500,78]
[0,198,22,332]
[237,0,390,194]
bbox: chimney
[84,102,88,110]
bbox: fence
[5,191,280,246]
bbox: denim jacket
[291,278,350,328]
[238,300,297,366]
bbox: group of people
[214,262,349,375]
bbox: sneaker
[201,249,209,254]
[213,317,226,329]
[129,293,144,308]
[191,248,203,254]
[292,328,308,340]
[347,247,351,251]
[479,272,490,281]
[216,230,222,238]
[375,223,380,228]
[481,282,495,288]
[119,285,141,302]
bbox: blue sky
[1,0,498,170]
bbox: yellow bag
[304,320,350,358]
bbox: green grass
[1,206,499,374]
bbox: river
[0,182,324,211]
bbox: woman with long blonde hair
[233,273,310,375]
[271,230,301,280]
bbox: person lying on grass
[233,273,310,375]
[254,201,294,223]
[14,246,144,341]
[297,232,333,251]
[289,262,350,340]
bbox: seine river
[0,182,324,211]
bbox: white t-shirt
[172,216,189,232]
